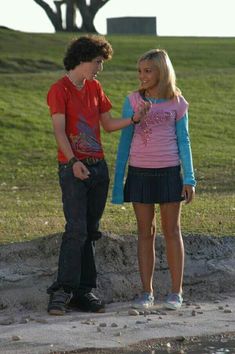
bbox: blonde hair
[138,49,181,99]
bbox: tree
[33,0,110,33]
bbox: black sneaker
[47,288,72,316]
[69,292,105,313]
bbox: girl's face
[138,59,160,91]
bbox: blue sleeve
[176,112,196,186]
[111,97,134,204]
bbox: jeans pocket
[58,164,74,188]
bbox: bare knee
[163,225,181,241]
[138,222,156,240]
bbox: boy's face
[80,56,104,81]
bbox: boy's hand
[73,161,90,180]
[132,101,152,123]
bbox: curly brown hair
[63,35,113,71]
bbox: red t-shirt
[47,76,112,162]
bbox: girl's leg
[160,202,184,294]
[133,202,156,294]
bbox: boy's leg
[70,160,109,312]
[48,164,95,314]
[87,160,110,241]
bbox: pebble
[35,319,48,324]
[128,309,139,316]
[0,318,15,325]
[19,317,30,324]
[176,336,186,342]
[113,332,121,337]
[12,335,21,341]
[150,310,159,314]
[136,320,146,324]
[81,320,95,325]
[224,309,232,313]
[218,306,224,310]
[191,310,196,316]
[159,311,167,315]
[99,322,107,327]
[111,322,118,327]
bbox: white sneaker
[165,293,183,310]
[132,292,154,310]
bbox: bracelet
[68,156,79,167]
[131,114,140,125]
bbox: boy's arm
[52,113,90,180]
[100,102,150,132]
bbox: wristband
[131,114,140,125]
[68,156,79,167]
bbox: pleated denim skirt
[124,165,184,204]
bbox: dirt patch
[0,234,235,310]
[0,58,62,73]
[0,247,234,354]
[0,233,234,313]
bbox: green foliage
[0,29,234,244]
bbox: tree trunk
[75,0,110,33]
[33,0,110,33]
[65,0,77,32]
[33,0,63,31]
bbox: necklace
[145,90,159,99]
[66,73,84,90]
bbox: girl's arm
[176,112,196,203]
[112,97,134,204]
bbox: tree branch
[33,0,63,30]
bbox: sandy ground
[0,234,234,353]
[0,292,234,354]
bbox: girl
[112,49,196,310]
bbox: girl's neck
[145,89,161,99]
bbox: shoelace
[168,293,182,302]
[53,290,71,304]
[141,293,154,301]
[84,293,99,302]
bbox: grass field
[0,29,234,244]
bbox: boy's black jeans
[48,159,109,295]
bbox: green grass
[0,29,234,244]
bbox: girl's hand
[182,185,195,204]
